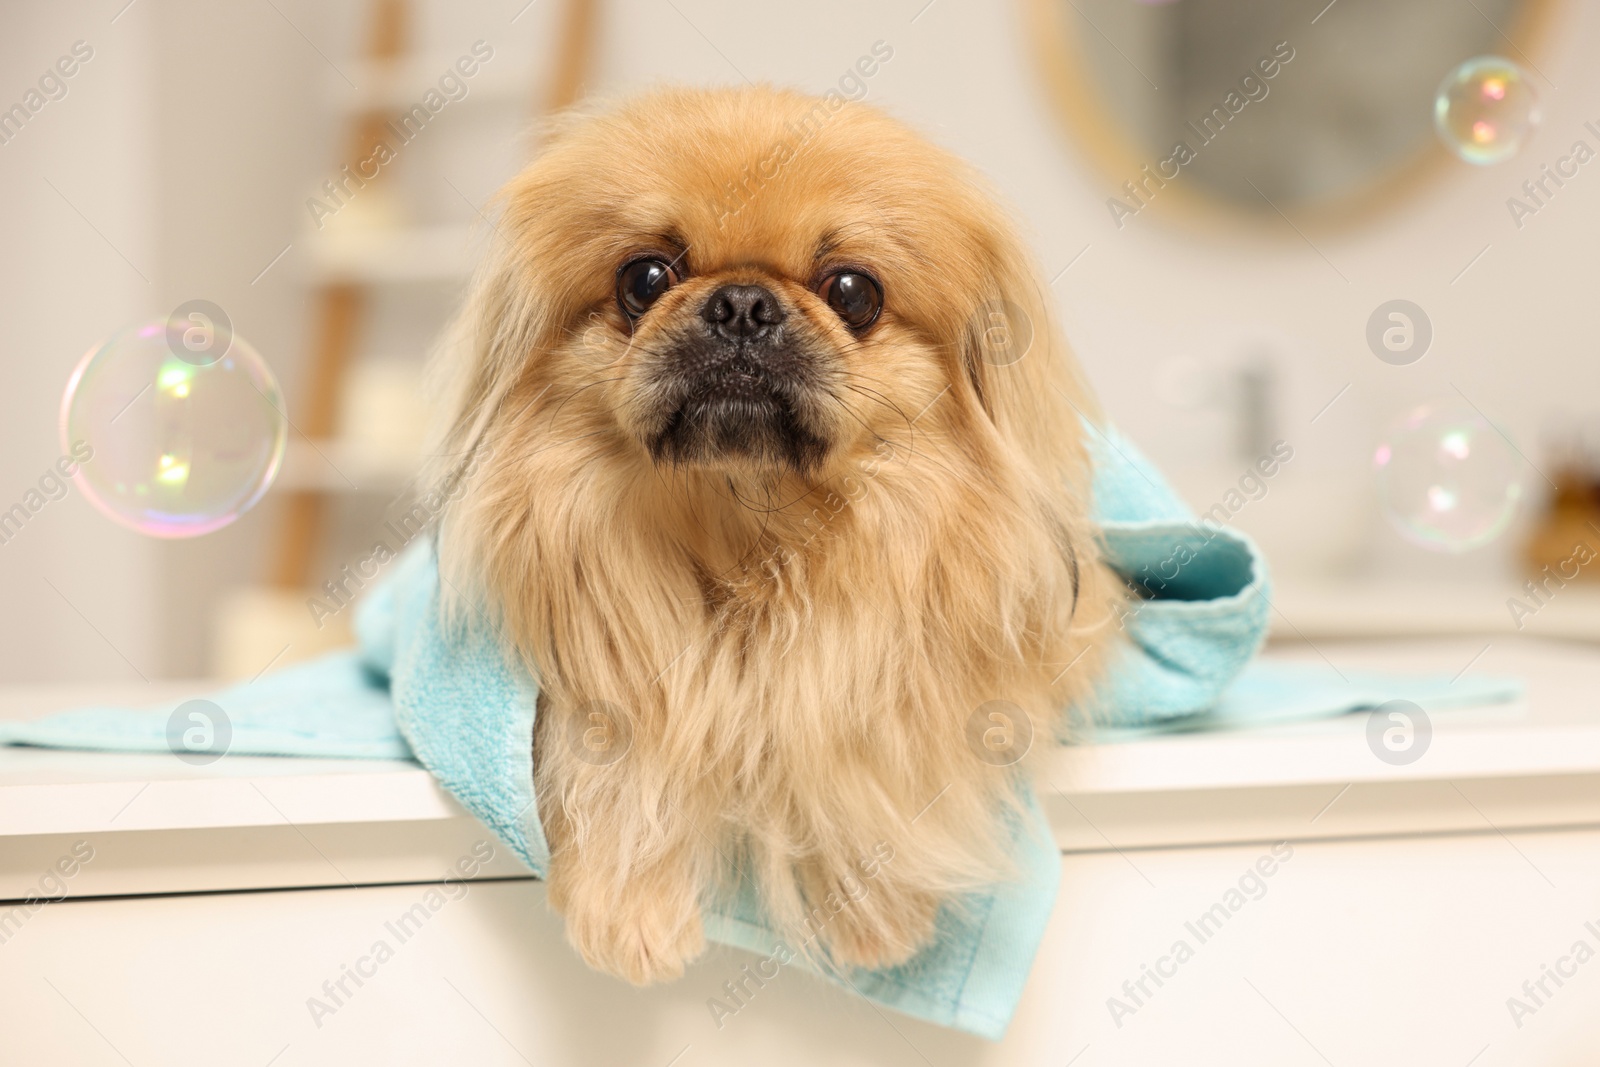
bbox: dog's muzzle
[648,284,828,469]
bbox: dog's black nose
[701,284,785,340]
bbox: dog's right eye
[617,258,676,318]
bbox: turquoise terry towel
[0,652,409,759]
[0,426,1520,1039]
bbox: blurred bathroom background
[2,0,1597,684]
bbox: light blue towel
[1078,439,1274,728]
[0,425,1521,1039]
[1096,660,1524,740]
[0,653,408,759]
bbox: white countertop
[3,636,1599,899]
[1271,579,1600,641]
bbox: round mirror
[1027,0,1557,224]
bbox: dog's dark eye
[617,258,676,318]
[820,271,882,330]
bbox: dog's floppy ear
[422,162,584,494]
[424,246,536,485]
[954,214,1100,487]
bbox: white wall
[0,3,157,683]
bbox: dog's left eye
[617,258,676,318]
[819,271,883,330]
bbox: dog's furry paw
[811,882,940,971]
[564,898,707,985]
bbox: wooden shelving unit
[210,0,598,679]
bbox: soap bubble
[1434,56,1539,165]
[1374,399,1522,552]
[61,316,288,538]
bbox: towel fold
[0,425,1521,1039]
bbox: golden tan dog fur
[426,86,1121,984]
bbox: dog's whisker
[836,374,913,421]
[828,385,967,486]
[517,427,614,462]
[540,374,628,431]
[722,477,815,519]
[821,385,906,462]
[833,381,915,444]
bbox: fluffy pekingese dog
[427,86,1121,984]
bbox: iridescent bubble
[1434,56,1539,165]
[61,318,288,537]
[1374,400,1522,552]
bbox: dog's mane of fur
[424,85,1123,980]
